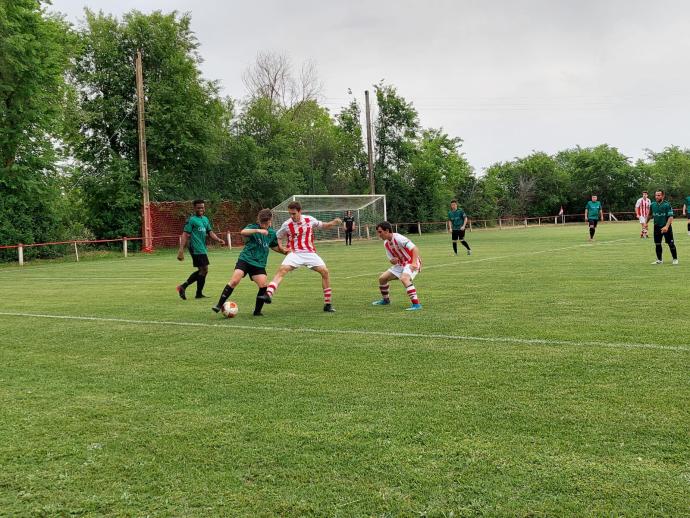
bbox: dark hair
[642,191,648,194]
[655,189,665,195]
[257,209,273,223]
[376,221,393,232]
[193,199,205,206]
[450,199,458,204]
[287,201,302,211]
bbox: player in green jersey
[212,209,288,316]
[647,190,678,265]
[177,200,225,300]
[584,195,603,241]
[682,194,690,235]
[447,200,471,255]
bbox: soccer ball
[221,301,239,318]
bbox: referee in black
[343,211,355,245]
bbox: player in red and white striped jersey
[257,201,342,312]
[371,221,423,311]
[635,191,651,238]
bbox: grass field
[1,222,689,516]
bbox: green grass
[1,222,689,516]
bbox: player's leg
[451,230,458,255]
[588,220,596,240]
[687,214,690,235]
[312,264,335,312]
[653,225,663,263]
[400,269,422,310]
[665,227,678,263]
[177,255,202,300]
[259,265,295,303]
[372,270,397,305]
[195,264,209,298]
[250,274,269,315]
[212,267,245,313]
[459,229,471,254]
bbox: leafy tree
[639,146,690,204]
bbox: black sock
[589,228,595,239]
[687,222,689,232]
[452,242,458,254]
[217,284,233,307]
[196,274,206,296]
[670,244,678,260]
[184,270,199,287]
[461,240,471,251]
[255,287,268,314]
[656,245,662,261]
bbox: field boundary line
[1,311,687,353]
[341,238,633,279]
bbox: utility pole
[365,90,375,195]
[135,49,153,252]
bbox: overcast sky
[49,0,690,172]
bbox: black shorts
[235,259,267,279]
[654,225,674,245]
[452,229,466,240]
[192,254,210,267]
[588,219,598,228]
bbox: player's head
[346,210,352,216]
[642,190,648,199]
[591,195,598,202]
[287,201,302,222]
[655,190,664,201]
[257,208,273,226]
[450,199,458,209]
[376,221,393,240]
[193,199,205,216]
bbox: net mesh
[272,195,387,242]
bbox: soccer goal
[272,194,387,241]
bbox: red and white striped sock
[406,284,419,305]
[379,284,390,301]
[266,282,277,298]
[323,287,332,304]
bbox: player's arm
[408,245,420,271]
[461,215,468,231]
[662,213,673,232]
[208,230,226,246]
[177,232,190,261]
[270,244,289,255]
[683,204,687,216]
[321,217,343,230]
[584,208,589,221]
[241,227,268,236]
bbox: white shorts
[639,216,647,225]
[282,251,326,269]
[387,264,418,280]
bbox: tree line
[2,2,690,259]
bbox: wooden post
[18,244,24,266]
[123,237,128,258]
[395,223,398,233]
[365,225,370,239]
[469,220,472,232]
[365,90,375,195]
[226,232,232,248]
[524,218,528,227]
[499,218,502,230]
[74,241,79,262]
[417,222,421,236]
[135,49,153,252]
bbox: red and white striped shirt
[384,233,421,270]
[635,197,651,218]
[277,215,322,253]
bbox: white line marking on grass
[0,311,686,353]
[342,238,632,279]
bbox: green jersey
[448,209,467,230]
[238,224,278,267]
[586,201,601,220]
[685,196,690,211]
[650,200,674,227]
[184,215,212,255]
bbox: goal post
[272,195,387,242]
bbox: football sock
[266,282,277,298]
[255,287,268,314]
[217,284,233,308]
[379,284,390,301]
[452,242,458,254]
[406,284,420,305]
[196,274,206,296]
[461,240,471,251]
[656,245,663,261]
[323,287,332,304]
[589,228,595,239]
[687,222,690,232]
[183,270,199,287]
[670,243,678,260]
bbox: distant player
[212,209,288,316]
[176,199,225,300]
[257,201,342,312]
[635,191,651,238]
[584,195,603,241]
[343,210,355,245]
[683,194,690,235]
[447,200,471,256]
[371,221,422,311]
[648,190,678,265]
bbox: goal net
[272,195,387,241]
